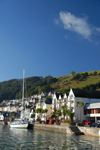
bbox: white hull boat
[10,70,29,129]
[10,121,28,128]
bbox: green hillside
[53,70,100,93]
[0,70,100,102]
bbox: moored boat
[10,119,28,128]
[10,70,28,129]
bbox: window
[91,109,94,114]
[84,110,86,115]
[98,109,100,113]
[86,110,88,114]
[70,96,73,101]
[43,103,45,106]
[38,103,41,107]
[70,103,73,107]
[42,114,45,117]
[70,108,73,112]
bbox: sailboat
[10,69,29,128]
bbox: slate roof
[55,92,64,99]
[45,98,52,104]
[72,88,100,99]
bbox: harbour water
[0,125,100,150]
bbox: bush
[71,73,81,80]
[60,89,70,93]
[61,119,69,123]
[94,71,97,76]
[71,71,75,76]
[84,72,88,77]
[31,113,35,118]
[90,73,93,76]
[69,119,74,123]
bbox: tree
[94,71,97,76]
[71,71,75,76]
[10,113,15,121]
[36,108,43,120]
[63,109,68,120]
[61,105,65,110]
[44,109,48,113]
[57,109,61,116]
[36,108,48,120]
[84,72,88,77]
[76,101,84,122]
[61,104,68,120]
[90,73,93,76]
[38,87,41,95]
[41,85,53,93]
[36,108,43,113]
[52,109,61,120]
[60,89,70,94]
[79,74,84,81]
[71,73,81,80]
[68,110,74,123]
[79,101,84,122]
[76,101,79,120]
[52,109,57,115]
[52,109,57,116]
[31,113,35,118]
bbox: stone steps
[69,126,84,135]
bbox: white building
[35,98,52,121]
[52,92,66,111]
[0,113,4,121]
[52,89,100,123]
[68,88,100,122]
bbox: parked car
[84,120,92,125]
[97,120,100,124]
[90,122,100,128]
[90,123,98,127]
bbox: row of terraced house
[0,88,100,123]
[35,88,100,123]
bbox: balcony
[67,103,74,108]
[86,113,100,117]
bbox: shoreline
[34,123,100,137]
[1,121,100,137]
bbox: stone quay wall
[34,124,100,137]
[78,126,100,137]
[0,121,4,125]
[34,124,81,135]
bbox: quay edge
[34,124,84,136]
[1,121,100,137]
[34,124,100,137]
[0,121,4,125]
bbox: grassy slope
[52,70,100,91]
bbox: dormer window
[70,96,73,101]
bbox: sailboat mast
[22,69,25,119]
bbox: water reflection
[0,125,100,149]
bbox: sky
[0,0,100,82]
